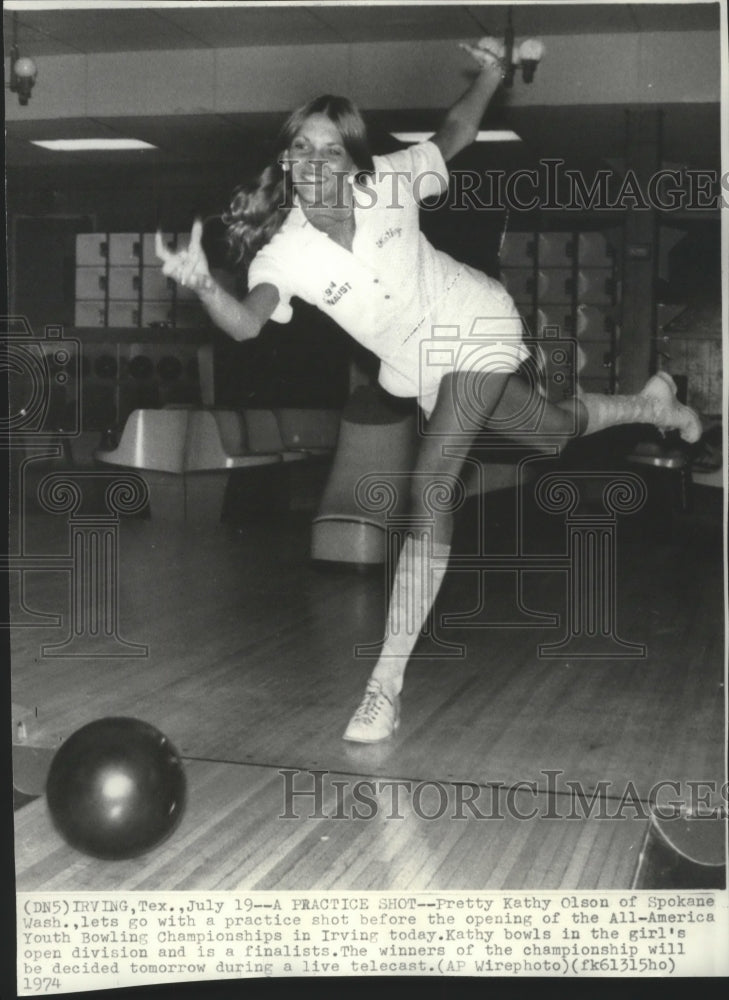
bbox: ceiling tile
[3,12,80,56]
[4,8,206,56]
[629,2,720,31]
[503,2,720,34]
[4,2,722,60]
[311,4,480,42]
[468,3,637,36]
[157,5,340,47]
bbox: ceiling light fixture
[463,6,545,88]
[31,139,158,151]
[9,12,37,106]
[391,131,521,144]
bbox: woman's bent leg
[343,370,510,742]
[492,371,701,445]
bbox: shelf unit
[74,232,207,330]
[499,228,622,400]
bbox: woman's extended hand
[459,37,506,76]
[155,218,214,294]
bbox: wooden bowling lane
[11,510,724,795]
[11,497,725,890]
[14,758,647,891]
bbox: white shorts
[413,266,530,418]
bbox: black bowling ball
[46,717,186,860]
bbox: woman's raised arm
[431,43,505,163]
[155,221,279,343]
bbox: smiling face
[285,113,356,207]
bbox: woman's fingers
[459,41,503,69]
[181,254,200,287]
[155,230,173,263]
[182,246,209,286]
[189,217,204,252]
[156,221,209,289]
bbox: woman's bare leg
[343,370,510,742]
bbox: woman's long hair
[224,95,375,269]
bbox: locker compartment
[535,268,573,304]
[108,233,142,266]
[576,269,615,305]
[75,266,107,300]
[76,233,108,266]
[74,302,106,327]
[499,232,535,267]
[142,266,174,301]
[142,231,173,266]
[578,339,614,379]
[536,307,574,338]
[537,232,573,266]
[108,266,140,300]
[140,301,174,327]
[107,301,140,327]
[498,267,534,304]
[577,231,617,267]
[575,304,615,340]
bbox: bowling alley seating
[94,408,192,521]
[242,409,311,463]
[183,409,283,523]
[271,407,342,510]
[95,405,341,524]
[274,408,342,456]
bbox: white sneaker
[640,372,702,444]
[343,680,400,743]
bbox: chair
[274,408,341,455]
[94,408,190,519]
[184,410,282,524]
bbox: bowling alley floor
[11,482,726,891]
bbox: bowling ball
[46,717,186,860]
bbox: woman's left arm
[432,57,504,163]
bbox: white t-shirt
[248,140,526,404]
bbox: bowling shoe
[343,679,400,743]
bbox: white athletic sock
[581,373,702,442]
[370,533,451,698]
[580,391,648,435]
